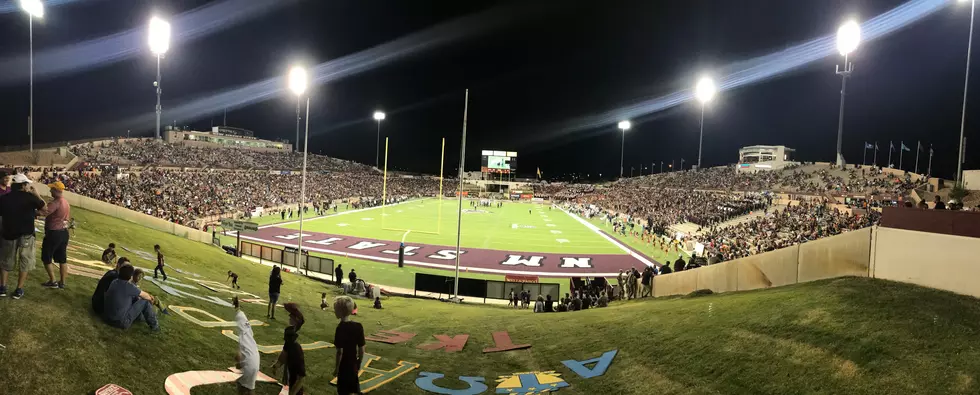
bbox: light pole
[20,0,43,152]
[617,120,631,178]
[288,65,311,274]
[957,0,975,185]
[835,20,861,167]
[373,111,386,168]
[148,16,171,140]
[695,76,716,169]
[294,100,301,152]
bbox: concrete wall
[33,183,211,245]
[797,227,871,282]
[653,229,869,297]
[873,227,980,298]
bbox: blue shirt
[103,279,140,322]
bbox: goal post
[380,136,445,235]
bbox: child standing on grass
[153,244,167,281]
[228,271,241,289]
[268,266,282,319]
[333,296,365,395]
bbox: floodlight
[20,0,43,18]
[148,16,171,55]
[288,66,308,96]
[837,20,861,56]
[695,76,716,104]
[618,120,631,131]
[373,111,386,121]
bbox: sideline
[557,206,656,268]
[241,255,510,306]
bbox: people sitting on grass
[373,296,383,309]
[534,295,545,313]
[92,257,129,314]
[102,264,160,332]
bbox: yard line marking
[550,230,562,234]
[556,239,569,243]
[337,223,349,227]
[546,224,556,227]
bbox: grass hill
[0,207,979,394]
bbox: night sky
[0,0,976,180]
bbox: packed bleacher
[71,139,374,173]
[38,140,447,227]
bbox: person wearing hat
[41,181,71,290]
[0,174,45,299]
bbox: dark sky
[0,0,976,180]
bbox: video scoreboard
[481,150,517,174]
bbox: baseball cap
[47,181,66,191]
[11,174,31,184]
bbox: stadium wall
[33,183,212,244]
[872,227,980,298]
[653,229,869,297]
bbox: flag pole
[914,141,921,175]
[453,89,469,302]
[873,142,878,167]
[887,141,893,168]
[863,142,868,165]
[928,145,934,177]
[899,141,904,170]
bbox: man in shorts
[233,297,260,394]
[41,181,71,289]
[0,174,46,299]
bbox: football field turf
[279,198,624,255]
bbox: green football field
[278,199,625,255]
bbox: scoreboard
[481,150,517,174]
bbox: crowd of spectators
[696,201,881,261]
[40,167,442,228]
[71,139,375,173]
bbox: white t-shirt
[235,310,260,388]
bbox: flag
[901,142,911,152]
[889,141,895,151]
[536,167,542,179]
[865,142,874,149]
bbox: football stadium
[2,1,980,395]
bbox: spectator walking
[41,181,71,289]
[641,267,653,298]
[268,266,283,319]
[227,271,241,289]
[153,244,168,281]
[348,269,357,285]
[332,296,365,395]
[0,174,45,299]
[335,264,343,287]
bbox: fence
[239,241,335,279]
[414,273,560,303]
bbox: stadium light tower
[957,0,975,186]
[373,111,386,168]
[288,65,311,274]
[834,19,861,167]
[617,120,631,178]
[695,76,716,169]
[148,16,171,140]
[20,0,43,152]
